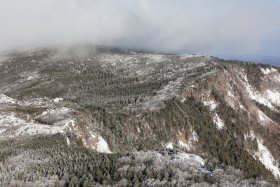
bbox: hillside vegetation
[0,47,279,186]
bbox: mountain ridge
[0,47,279,186]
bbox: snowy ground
[0,112,73,139]
[0,94,16,104]
[240,71,280,111]
[260,68,278,75]
[245,131,280,179]
[203,99,225,129]
[0,93,112,154]
[254,138,280,179]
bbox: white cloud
[0,0,279,55]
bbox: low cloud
[0,0,279,56]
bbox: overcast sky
[0,0,280,57]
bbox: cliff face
[186,61,280,180]
[0,47,279,185]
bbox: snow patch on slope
[244,130,256,140]
[166,142,173,149]
[219,70,247,112]
[52,98,63,103]
[35,107,74,126]
[257,110,274,125]
[131,151,206,170]
[178,140,189,150]
[255,139,280,179]
[15,124,64,136]
[0,94,78,142]
[203,100,218,111]
[96,136,111,153]
[213,113,225,129]
[203,99,225,129]
[41,107,71,116]
[77,127,112,153]
[0,113,67,138]
[142,77,183,110]
[238,72,280,111]
[264,90,280,106]
[260,68,277,75]
[274,74,280,82]
[177,130,199,151]
[66,137,70,145]
[0,94,16,104]
[225,87,246,111]
[175,152,205,166]
[245,130,280,179]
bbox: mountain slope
[0,47,279,186]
